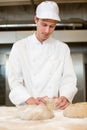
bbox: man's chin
[43,36,49,40]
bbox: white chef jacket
[7,33,78,106]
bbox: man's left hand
[55,96,70,110]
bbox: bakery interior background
[0,0,87,106]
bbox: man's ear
[34,16,38,24]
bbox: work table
[0,106,87,130]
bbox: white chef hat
[36,1,61,21]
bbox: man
[7,1,78,109]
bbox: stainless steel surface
[0,53,12,105]
[0,23,84,29]
[71,54,86,102]
[0,54,6,105]
[5,54,13,106]
[0,0,87,6]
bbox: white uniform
[7,33,77,106]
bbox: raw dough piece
[17,103,54,120]
[45,97,58,110]
[63,102,87,118]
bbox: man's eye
[42,23,47,26]
[50,25,55,28]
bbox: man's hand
[37,96,47,105]
[55,96,70,110]
[25,97,41,105]
[25,96,47,105]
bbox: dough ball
[63,102,87,118]
[17,104,54,120]
[45,97,58,110]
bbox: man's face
[35,17,57,42]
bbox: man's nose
[45,27,50,33]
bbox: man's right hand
[25,96,47,105]
[25,97,41,105]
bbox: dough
[17,98,59,120]
[63,102,87,118]
[45,97,58,110]
[17,103,54,120]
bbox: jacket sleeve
[59,47,78,103]
[7,43,30,106]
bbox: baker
[7,1,78,110]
